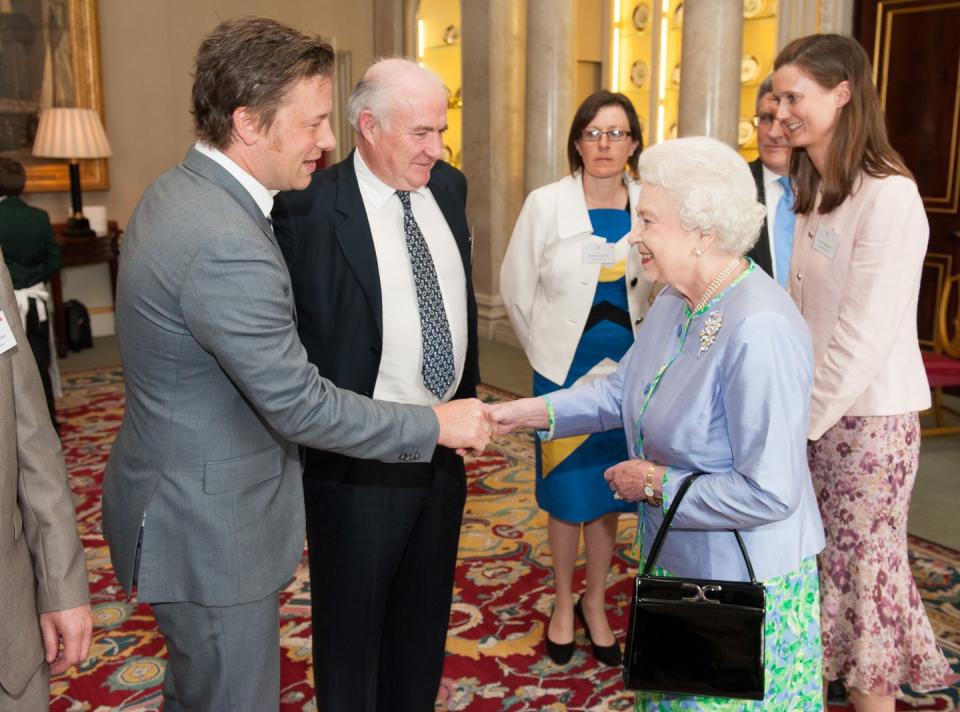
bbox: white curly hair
[637,136,766,256]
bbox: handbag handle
[642,472,758,584]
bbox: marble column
[777,0,854,47]
[523,0,576,194]
[372,0,412,58]
[677,0,742,147]
[461,0,527,342]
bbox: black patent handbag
[622,473,766,701]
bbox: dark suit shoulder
[429,160,467,198]
[273,161,344,220]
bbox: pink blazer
[788,172,931,440]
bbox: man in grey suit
[102,17,490,712]
[1,253,92,711]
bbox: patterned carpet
[49,368,960,711]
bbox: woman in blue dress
[500,91,653,665]
[493,137,826,710]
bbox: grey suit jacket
[0,254,88,696]
[103,148,440,607]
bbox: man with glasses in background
[747,76,796,286]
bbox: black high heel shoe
[545,606,575,664]
[574,597,621,667]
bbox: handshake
[432,397,549,455]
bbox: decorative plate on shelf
[672,62,681,87]
[738,119,755,146]
[675,2,684,26]
[669,123,678,139]
[630,60,648,88]
[442,24,460,45]
[741,55,760,83]
[443,145,453,163]
[633,2,650,31]
[454,150,462,167]
[447,87,462,109]
[743,0,764,18]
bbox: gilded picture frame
[0,0,107,193]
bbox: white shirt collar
[762,163,788,190]
[194,142,278,218]
[354,148,430,209]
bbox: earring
[695,248,702,256]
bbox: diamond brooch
[698,311,723,359]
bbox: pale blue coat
[545,265,825,582]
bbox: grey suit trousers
[152,591,280,712]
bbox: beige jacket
[788,173,931,440]
[500,173,652,384]
[0,255,88,696]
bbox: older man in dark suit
[747,76,794,285]
[273,59,478,712]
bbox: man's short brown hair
[0,158,26,197]
[191,16,335,149]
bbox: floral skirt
[809,413,951,696]
[635,557,823,711]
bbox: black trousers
[25,298,58,431]
[306,447,466,712]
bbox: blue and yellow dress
[534,208,635,522]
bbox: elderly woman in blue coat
[492,136,826,710]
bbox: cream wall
[29,0,376,337]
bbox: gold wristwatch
[643,464,660,502]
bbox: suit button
[630,277,638,287]
[635,317,643,324]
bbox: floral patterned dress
[809,413,952,696]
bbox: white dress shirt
[354,150,467,406]
[761,164,788,283]
[194,142,277,218]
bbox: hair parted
[638,136,766,257]
[0,158,26,197]
[774,33,911,214]
[191,16,335,149]
[567,90,644,178]
[755,75,774,114]
[347,57,446,133]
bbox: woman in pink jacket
[773,34,950,711]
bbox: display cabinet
[415,0,462,168]
[609,0,779,158]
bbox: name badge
[0,310,17,356]
[583,242,616,264]
[812,224,840,260]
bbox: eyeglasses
[579,128,633,142]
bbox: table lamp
[32,107,112,238]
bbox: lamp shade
[32,108,112,159]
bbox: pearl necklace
[692,257,742,313]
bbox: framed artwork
[0,0,107,192]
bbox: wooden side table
[51,221,121,358]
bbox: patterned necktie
[774,175,797,288]
[396,190,456,399]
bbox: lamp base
[63,215,96,239]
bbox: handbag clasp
[680,583,722,604]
